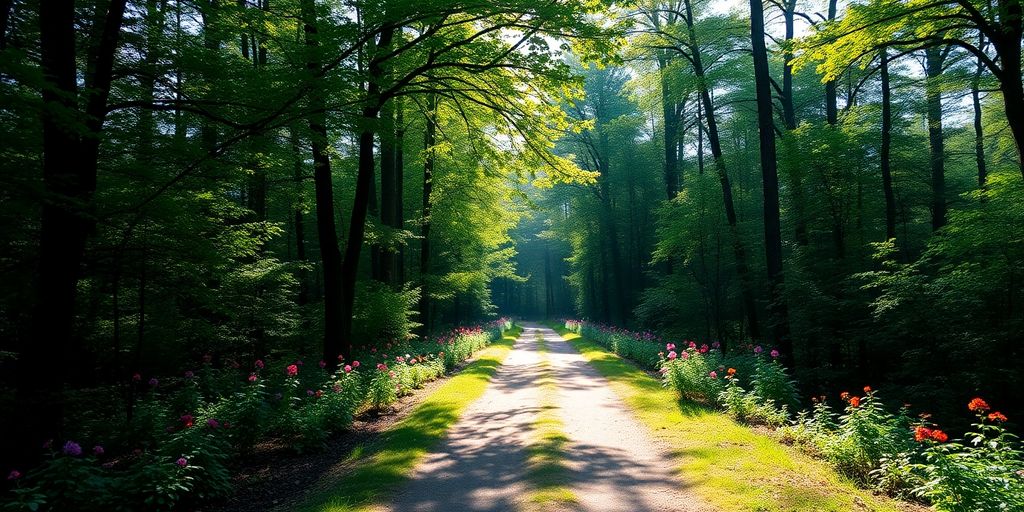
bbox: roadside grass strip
[553,326,914,512]
[299,326,523,512]
[525,331,579,510]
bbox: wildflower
[176,457,188,467]
[849,396,861,408]
[988,411,1008,422]
[148,377,159,387]
[914,426,932,442]
[770,349,780,359]
[352,361,361,368]
[337,354,345,362]
[930,429,948,442]
[711,341,721,349]
[315,390,323,398]
[753,345,763,354]
[344,365,353,373]
[377,363,388,371]
[667,351,678,360]
[699,344,709,354]
[396,356,405,363]
[184,370,194,379]
[709,371,718,379]
[248,373,258,383]
[680,352,690,360]
[63,441,82,457]
[863,386,872,393]
[132,373,141,383]
[688,341,697,349]
[255,359,265,369]
[180,414,195,428]
[968,397,990,412]
[727,368,736,376]
[7,470,20,481]
[666,343,676,351]
[306,389,315,397]
[206,418,220,429]
[840,391,850,401]
[93,445,104,456]
[319,360,327,369]
[286,364,299,376]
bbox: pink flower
[207,418,220,429]
[306,389,315,396]
[255,359,265,369]
[286,364,298,376]
[344,365,353,373]
[248,373,258,383]
[753,345,763,354]
[666,343,676,351]
[319,360,327,369]
[93,445,104,456]
[352,361,361,368]
[332,384,342,393]
[711,341,720,349]
[7,470,20,480]
[132,373,141,383]
[681,352,690,360]
[770,349,780,358]
[709,371,718,379]
[699,344,709,354]
[688,341,697,349]
[377,363,388,371]
[667,351,678,360]
[176,457,188,467]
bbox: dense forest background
[1,0,1021,469]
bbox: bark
[824,0,838,125]
[880,49,897,241]
[379,100,397,285]
[683,0,760,339]
[302,0,344,365]
[972,45,987,188]
[658,53,680,199]
[750,0,791,353]
[924,46,947,231]
[991,0,1024,178]
[419,94,437,336]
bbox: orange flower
[968,397,990,412]
[930,429,948,442]
[863,386,872,393]
[914,426,932,442]
[727,368,736,376]
[840,391,850,401]
[988,411,1008,423]
[849,396,861,408]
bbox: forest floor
[215,324,927,512]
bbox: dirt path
[381,324,710,512]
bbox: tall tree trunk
[419,94,437,335]
[924,46,947,231]
[683,0,760,339]
[658,53,680,199]
[379,100,397,285]
[990,0,1024,179]
[597,129,628,325]
[302,0,345,365]
[750,0,791,354]
[395,98,406,284]
[780,0,797,130]
[973,37,988,188]
[880,49,897,241]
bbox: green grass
[553,325,918,512]
[297,326,522,512]
[525,332,578,510]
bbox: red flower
[849,396,861,408]
[180,414,194,428]
[286,364,298,377]
[914,426,932,442]
[968,397,990,412]
[930,429,948,442]
[988,411,1008,422]
[863,386,872,393]
[840,391,850,401]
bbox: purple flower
[93,445,105,456]
[753,345,763,354]
[206,418,220,429]
[148,377,159,387]
[176,457,188,467]
[770,349,780,358]
[7,470,21,480]
[63,441,82,456]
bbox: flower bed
[2,318,513,512]
[564,319,1024,510]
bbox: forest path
[379,323,709,512]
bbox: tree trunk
[780,0,797,130]
[924,46,947,231]
[395,98,406,285]
[379,100,397,285]
[419,94,437,336]
[750,0,791,354]
[972,46,987,188]
[880,49,897,241]
[658,54,680,199]
[824,0,838,125]
[683,0,760,339]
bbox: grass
[552,325,918,512]
[524,331,578,510]
[297,325,523,512]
